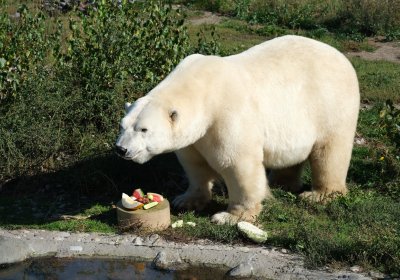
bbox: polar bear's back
[221,35,359,168]
[224,35,359,129]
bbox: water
[0,257,229,280]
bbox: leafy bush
[380,100,400,151]
[0,1,191,182]
[62,1,189,94]
[182,0,400,37]
[0,3,61,102]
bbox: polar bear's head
[115,97,178,164]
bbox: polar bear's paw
[172,191,211,211]
[211,212,239,225]
[300,190,345,203]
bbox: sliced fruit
[143,201,158,210]
[121,193,143,210]
[171,220,183,228]
[147,192,164,202]
[237,221,268,243]
[132,188,145,199]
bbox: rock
[153,251,170,270]
[132,237,143,246]
[350,266,362,273]
[368,271,386,279]
[0,236,33,265]
[69,245,83,252]
[152,251,186,271]
[228,259,254,278]
[146,234,160,245]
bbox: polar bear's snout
[115,144,127,157]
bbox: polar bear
[116,35,360,225]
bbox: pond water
[0,257,229,280]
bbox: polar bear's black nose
[115,145,127,157]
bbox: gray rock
[368,271,386,279]
[350,266,362,273]
[0,236,33,265]
[132,237,143,246]
[153,251,169,270]
[152,251,186,271]
[69,245,83,252]
[228,259,254,278]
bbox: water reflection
[0,257,228,280]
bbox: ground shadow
[0,151,228,229]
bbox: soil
[346,38,400,64]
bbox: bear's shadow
[1,151,228,227]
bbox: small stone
[281,249,288,254]
[54,237,64,241]
[152,251,185,271]
[238,247,250,253]
[350,266,362,273]
[261,250,270,255]
[368,271,386,279]
[147,234,160,244]
[153,251,169,270]
[69,245,83,252]
[133,237,143,246]
[186,222,196,227]
[229,260,254,278]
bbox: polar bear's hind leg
[301,134,352,202]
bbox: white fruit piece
[121,193,142,210]
[237,221,268,243]
[171,220,184,228]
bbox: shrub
[0,3,61,102]
[183,0,400,37]
[0,1,191,182]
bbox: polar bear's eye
[141,128,148,133]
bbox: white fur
[116,35,360,224]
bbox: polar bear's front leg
[211,159,272,225]
[173,146,218,211]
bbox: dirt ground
[346,38,400,64]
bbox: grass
[1,1,400,276]
[352,58,400,103]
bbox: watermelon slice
[147,192,164,202]
[132,188,145,199]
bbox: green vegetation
[0,0,399,276]
[181,0,400,40]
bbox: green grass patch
[351,58,400,103]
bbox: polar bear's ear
[124,102,132,112]
[169,110,178,122]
